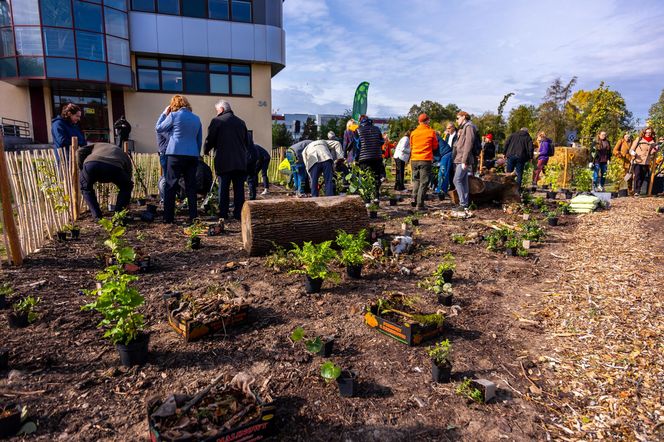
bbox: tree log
[448,174,521,205]
[241,195,369,256]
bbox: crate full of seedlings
[148,372,276,442]
[165,285,251,342]
[364,293,444,346]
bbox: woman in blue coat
[51,103,87,164]
[155,95,203,223]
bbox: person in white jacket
[302,139,344,196]
[393,130,411,191]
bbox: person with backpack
[355,115,385,202]
[591,131,611,191]
[504,127,534,187]
[393,130,411,191]
[629,127,658,195]
[452,111,477,211]
[532,131,554,186]
[342,119,358,163]
[113,115,132,149]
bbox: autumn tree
[507,105,538,135]
[574,83,632,146]
[538,77,578,144]
[648,89,664,136]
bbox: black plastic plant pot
[546,191,557,200]
[431,361,452,383]
[0,295,7,310]
[141,211,155,222]
[437,292,453,306]
[618,189,628,198]
[547,217,559,226]
[506,247,517,256]
[304,276,323,294]
[70,228,80,239]
[57,230,67,241]
[564,190,573,199]
[529,186,537,192]
[137,198,147,206]
[337,370,357,397]
[0,348,8,370]
[116,333,150,367]
[0,404,21,438]
[411,218,419,226]
[410,201,417,208]
[8,312,28,328]
[316,338,335,357]
[438,193,445,201]
[389,198,397,206]
[346,264,362,279]
[146,204,158,215]
[542,184,550,189]
[189,237,201,250]
[108,204,116,212]
[442,270,453,283]
[137,256,151,272]
[611,192,618,198]
[369,211,378,219]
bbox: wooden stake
[647,159,657,196]
[479,148,485,174]
[0,134,23,265]
[562,147,569,188]
[123,140,129,154]
[71,138,80,219]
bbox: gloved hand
[629,150,636,156]
[588,162,593,169]
[461,163,467,171]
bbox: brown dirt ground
[0,188,661,441]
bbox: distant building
[272,113,390,139]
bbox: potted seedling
[0,283,12,310]
[63,223,81,239]
[320,361,356,397]
[546,211,559,226]
[185,221,205,250]
[505,235,520,256]
[8,296,40,328]
[288,241,338,293]
[388,193,398,206]
[368,202,379,219]
[290,326,334,357]
[336,229,369,279]
[456,378,485,404]
[618,188,628,198]
[437,253,455,283]
[428,339,452,383]
[0,404,22,438]
[437,282,453,306]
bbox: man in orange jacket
[409,113,438,210]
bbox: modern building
[0,0,286,152]
[273,113,390,140]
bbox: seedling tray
[147,392,276,442]
[165,291,250,342]
[364,305,444,346]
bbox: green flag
[352,82,370,121]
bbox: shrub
[428,339,452,366]
[13,295,41,323]
[336,229,369,266]
[289,241,339,281]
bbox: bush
[571,166,593,192]
[289,241,339,281]
[428,339,452,366]
[336,229,369,266]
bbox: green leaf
[290,326,305,342]
[305,337,323,354]
[320,361,341,383]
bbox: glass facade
[130,0,252,22]
[0,0,131,85]
[137,56,251,96]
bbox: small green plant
[521,192,533,205]
[320,361,342,383]
[411,313,445,328]
[336,229,369,266]
[290,326,324,354]
[543,162,562,189]
[111,209,129,227]
[556,201,571,215]
[288,241,339,281]
[545,211,557,220]
[186,220,205,249]
[532,196,546,210]
[451,233,466,244]
[521,220,545,242]
[99,218,136,264]
[13,295,41,323]
[0,283,13,297]
[456,378,484,403]
[571,166,593,192]
[484,229,505,252]
[35,159,70,215]
[505,234,521,250]
[345,163,377,202]
[265,244,295,272]
[428,339,452,366]
[439,253,456,272]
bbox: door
[52,89,110,143]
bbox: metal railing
[0,117,31,139]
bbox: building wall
[0,82,31,125]
[124,63,272,153]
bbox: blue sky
[273,0,664,122]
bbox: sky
[272,0,664,123]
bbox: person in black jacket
[482,133,497,169]
[355,115,384,201]
[113,115,132,149]
[246,138,271,200]
[204,100,250,220]
[503,128,534,187]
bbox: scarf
[643,136,654,142]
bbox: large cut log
[241,195,369,256]
[448,174,521,205]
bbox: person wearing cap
[453,111,478,210]
[482,133,497,170]
[355,115,385,201]
[409,113,439,210]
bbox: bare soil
[0,189,660,441]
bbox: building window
[181,0,206,18]
[0,1,11,27]
[0,28,15,57]
[46,57,77,78]
[105,0,127,10]
[43,28,75,57]
[76,31,105,61]
[157,0,178,14]
[12,0,40,25]
[104,7,128,38]
[74,1,103,33]
[0,57,16,77]
[106,35,130,65]
[41,0,73,27]
[130,0,154,12]
[14,28,43,56]
[136,56,251,96]
[108,63,131,85]
[231,0,251,22]
[78,59,106,81]
[208,0,228,20]
[18,57,44,77]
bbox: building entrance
[52,90,110,143]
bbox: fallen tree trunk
[449,173,521,205]
[241,195,369,256]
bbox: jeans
[358,158,383,200]
[159,153,167,177]
[164,155,198,223]
[532,158,548,185]
[219,170,246,220]
[309,160,335,197]
[394,158,406,190]
[435,153,453,194]
[453,164,470,207]
[293,163,307,194]
[506,156,526,187]
[633,164,648,195]
[411,161,432,208]
[80,161,133,220]
[592,162,608,188]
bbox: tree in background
[474,112,505,142]
[574,83,632,145]
[318,118,345,139]
[407,100,460,123]
[648,89,664,136]
[387,116,416,141]
[537,77,578,144]
[507,105,539,135]
[272,122,294,148]
[301,117,318,141]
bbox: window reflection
[104,7,128,39]
[41,0,73,27]
[46,57,77,78]
[77,31,105,61]
[74,1,103,33]
[12,0,40,25]
[14,28,43,56]
[106,36,130,65]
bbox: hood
[360,118,373,127]
[51,115,66,124]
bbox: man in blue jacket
[204,100,250,220]
[51,103,87,164]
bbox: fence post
[0,134,23,265]
[562,147,569,188]
[70,138,80,219]
[647,159,657,196]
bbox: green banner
[352,82,370,121]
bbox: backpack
[547,140,555,157]
[471,126,482,157]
